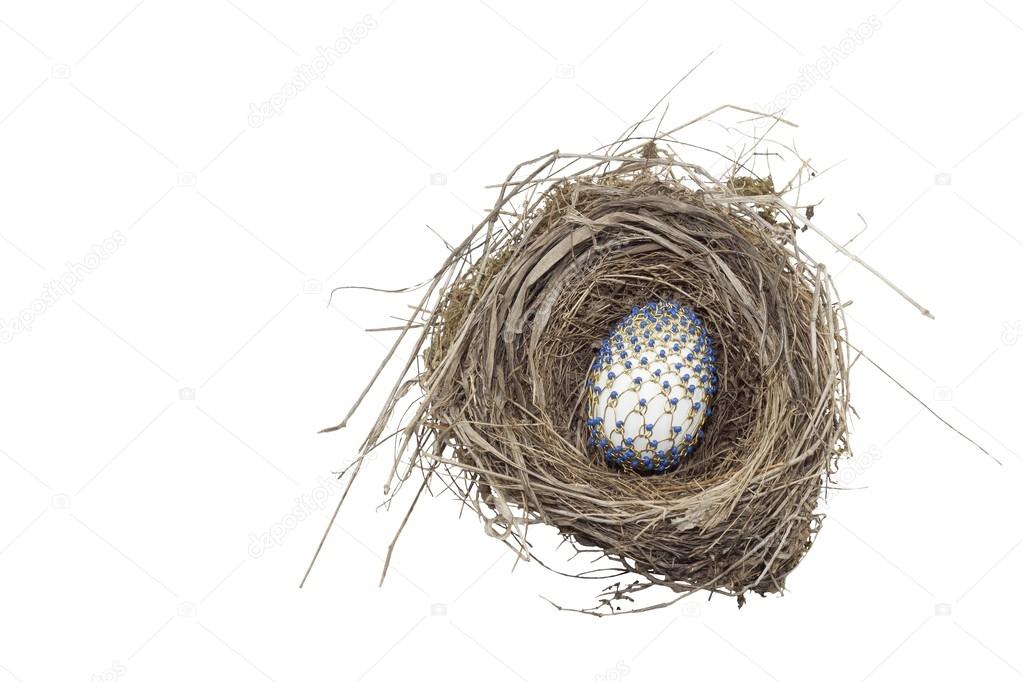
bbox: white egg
[586,301,718,473]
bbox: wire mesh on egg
[309,108,931,613]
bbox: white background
[2,1,1022,680]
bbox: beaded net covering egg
[587,302,717,472]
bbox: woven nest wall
[315,114,872,613]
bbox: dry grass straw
[307,108,943,613]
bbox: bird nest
[310,110,927,613]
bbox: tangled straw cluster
[315,111,881,613]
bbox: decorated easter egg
[586,301,718,473]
